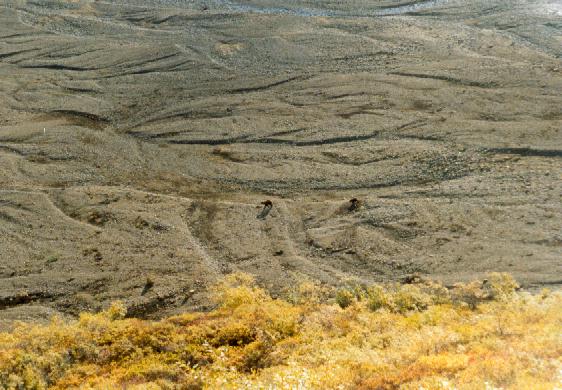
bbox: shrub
[486,272,519,301]
[335,289,354,309]
[451,280,489,309]
[212,322,255,347]
[211,272,269,309]
[288,279,331,307]
[366,285,393,312]
[393,284,432,313]
[232,337,279,373]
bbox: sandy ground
[0,0,560,328]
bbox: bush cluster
[0,273,559,389]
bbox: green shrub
[393,284,431,313]
[367,285,393,312]
[336,289,354,309]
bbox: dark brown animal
[257,200,273,219]
[348,198,360,212]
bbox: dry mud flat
[0,0,561,327]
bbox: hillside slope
[0,0,561,325]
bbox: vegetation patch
[0,273,560,389]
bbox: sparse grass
[0,273,560,389]
[44,254,59,264]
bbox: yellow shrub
[288,278,332,307]
[212,322,255,347]
[211,272,269,309]
[486,272,520,301]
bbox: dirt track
[0,0,561,328]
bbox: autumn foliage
[1,273,560,389]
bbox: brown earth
[0,0,561,329]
